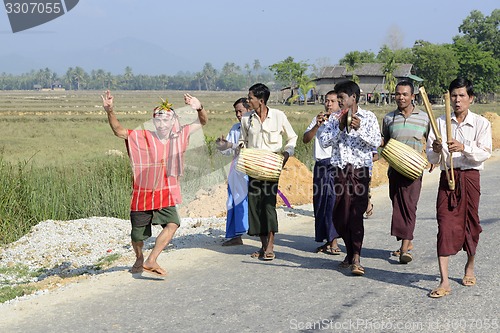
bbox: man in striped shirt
[381,80,430,264]
[102,90,207,276]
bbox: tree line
[1,9,498,100]
[0,61,275,92]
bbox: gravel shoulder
[1,152,499,332]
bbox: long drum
[381,139,428,180]
[236,148,284,182]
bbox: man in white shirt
[303,90,341,255]
[426,77,492,298]
[239,83,298,261]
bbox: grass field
[0,89,498,245]
[1,89,497,166]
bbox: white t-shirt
[305,116,332,160]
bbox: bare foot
[130,257,144,274]
[463,261,476,286]
[464,263,475,279]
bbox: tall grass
[0,153,132,245]
[0,135,313,245]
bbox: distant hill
[0,54,44,74]
[0,37,197,75]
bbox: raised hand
[184,93,202,110]
[101,90,114,112]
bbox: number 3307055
[5,2,62,14]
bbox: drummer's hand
[351,114,360,131]
[215,135,232,151]
[447,139,465,153]
[432,139,443,153]
[282,151,290,167]
[234,143,243,156]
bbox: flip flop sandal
[429,288,451,298]
[399,252,413,264]
[326,247,342,255]
[392,249,402,257]
[251,249,264,259]
[392,244,414,257]
[142,266,167,277]
[262,252,275,261]
[351,263,365,276]
[315,244,328,253]
[462,276,476,286]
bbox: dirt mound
[483,112,500,149]
[178,157,313,218]
[277,156,313,206]
[178,183,228,218]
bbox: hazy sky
[0,0,498,74]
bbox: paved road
[1,153,499,333]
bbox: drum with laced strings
[236,148,284,182]
[381,139,428,180]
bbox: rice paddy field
[0,89,498,244]
[0,89,497,165]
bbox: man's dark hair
[233,97,250,109]
[249,83,271,104]
[334,80,361,103]
[449,77,474,97]
[396,80,414,94]
[325,90,337,97]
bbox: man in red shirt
[102,90,207,276]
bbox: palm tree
[253,59,261,82]
[72,67,86,90]
[244,63,251,87]
[94,69,106,90]
[123,66,133,89]
[289,76,317,105]
[194,72,203,91]
[104,72,114,90]
[65,67,74,90]
[382,56,398,104]
[201,62,217,90]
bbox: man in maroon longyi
[426,77,492,298]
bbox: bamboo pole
[419,87,441,141]
[418,86,454,190]
[444,92,455,190]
